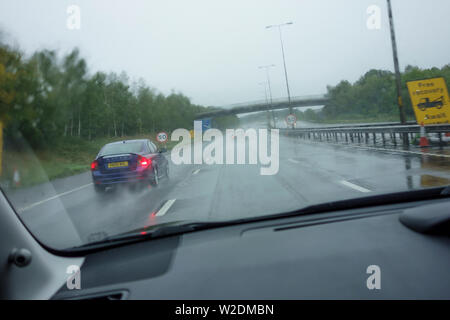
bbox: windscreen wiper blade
[255,185,450,222]
[68,221,227,253]
[441,185,450,195]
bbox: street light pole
[386,0,406,125]
[258,64,276,127]
[386,0,408,146]
[258,82,269,105]
[266,22,293,127]
[259,65,275,105]
[259,81,272,128]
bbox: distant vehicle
[417,96,444,111]
[90,139,169,193]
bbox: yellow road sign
[406,77,450,125]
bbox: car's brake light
[90,160,98,171]
[138,155,151,169]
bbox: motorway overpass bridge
[195,94,329,119]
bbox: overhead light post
[266,22,293,127]
[259,81,272,128]
[386,0,408,145]
[258,81,269,105]
[258,64,276,127]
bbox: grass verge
[1,133,179,188]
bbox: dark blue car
[91,139,169,193]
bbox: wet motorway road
[10,130,450,250]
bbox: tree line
[300,64,450,123]
[0,40,237,150]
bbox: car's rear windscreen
[99,142,146,156]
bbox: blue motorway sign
[202,118,212,131]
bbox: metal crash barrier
[280,123,450,148]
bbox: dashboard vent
[67,290,128,300]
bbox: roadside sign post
[406,77,450,125]
[156,131,168,147]
[286,114,297,128]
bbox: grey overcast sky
[0,0,449,107]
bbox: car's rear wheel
[130,183,141,192]
[151,167,159,186]
[165,165,169,179]
[94,184,106,193]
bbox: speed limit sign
[156,131,168,143]
[286,114,297,127]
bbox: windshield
[0,0,449,250]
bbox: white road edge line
[347,145,450,158]
[306,140,450,158]
[156,199,176,217]
[18,182,93,212]
[340,180,371,193]
[288,158,300,164]
[192,169,200,175]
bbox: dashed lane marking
[339,180,371,193]
[155,199,176,217]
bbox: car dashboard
[53,198,450,300]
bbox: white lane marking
[288,158,300,164]
[18,183,93,212]
[340,180,371,193]
[155,199,176,217]
[192,169,200,175]
[346,145,450,158]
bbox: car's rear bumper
[92,169,154,185]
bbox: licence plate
[107,161,128,168]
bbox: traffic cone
[419,122,430,148]
[13,167,21,187]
